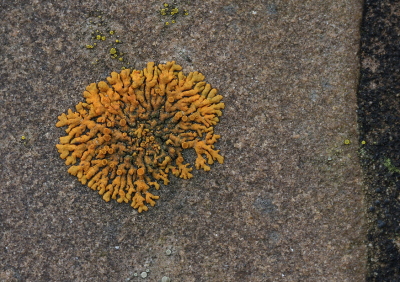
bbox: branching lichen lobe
[56,61,224,212]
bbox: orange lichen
[56,61,224,212]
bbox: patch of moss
[383,158,400,174]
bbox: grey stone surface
[0,0,365,281]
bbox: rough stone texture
[0,0,365,281]
[358,0,400,280]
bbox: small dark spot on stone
[185,55,192,63]
[254,197,277,214]
[222,4,237,15]
[266,3,278,15]
[375,200,380,206]
[369,206,375,212]
[375,188,381,193]
[377,220,386,229]
[268,231,280,244]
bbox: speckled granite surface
[0,0,365,281]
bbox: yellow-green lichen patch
[56,62,225,213]
[159,2,188,26]
[82,9,131,69]
[383,158,400,174]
